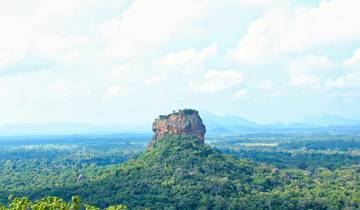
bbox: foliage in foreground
[0,195,127,210]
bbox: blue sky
[0,0,360,125]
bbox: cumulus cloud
[288,55,333,87]
[340,52,360,88]
[107,63,167,87]
[235,88,248,98]
[326,72,360,89]
[0,16,29,68]
[257,80,274,91]
[0,1,59,66]
[154,45,217,68]
[189,70,244,93]
[343,48,360,68]
[282,48,360,103]
[229,0,360,64]
[51,80,91,101]
[107,64,139,82]
[104,85,133,99]
[237,0,290,7]
[1,0,360,123]
[106,44,218,90]
[325,49,360,90]
[32,33,88,64]
[151,44,217,75]
[97,0,218,60]
[0,86,8,96]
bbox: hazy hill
[302,114,360,127]
[0,113,359,137]
[0,122,149,137]
[201,112,360,134]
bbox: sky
[0,0,360,125]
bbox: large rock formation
[149,109,206,147]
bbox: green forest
[1,134,360,209]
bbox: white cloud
[189,70,244,93]
[272,88,288,97]
[282,49,360,92]
[257,80,274,91]
[104,85,133,99]
[343,48,360,68]
[0,0,111,71]
[151,44,217,76]
[325,46,360,91]
[154,45,217,67]
[341,91,360,103]
[51,80,91,101]
[52,81,70,93]
[98,0,217,60]
[1,0,360,124]
[326,72,360,89]
[236,0,290,7]
[290,75,321,87]
[107,63,167,87]
[229,0,360,64]
[0,86,8,96]
[32,33,88,63]
[0,16,29,68]
[235,88,248,98]
[288,55,333,87]
[325,50,360,89]
[108,64,136,81]
[106,45,217,89]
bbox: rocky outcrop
[149,109,206,147]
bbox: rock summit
[150,109,206,147]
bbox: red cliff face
[149,109,206,147]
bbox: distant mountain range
[200,112,360,134]
[0,113,359,137]
[301,114,360,127]
[0,122,150,137]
